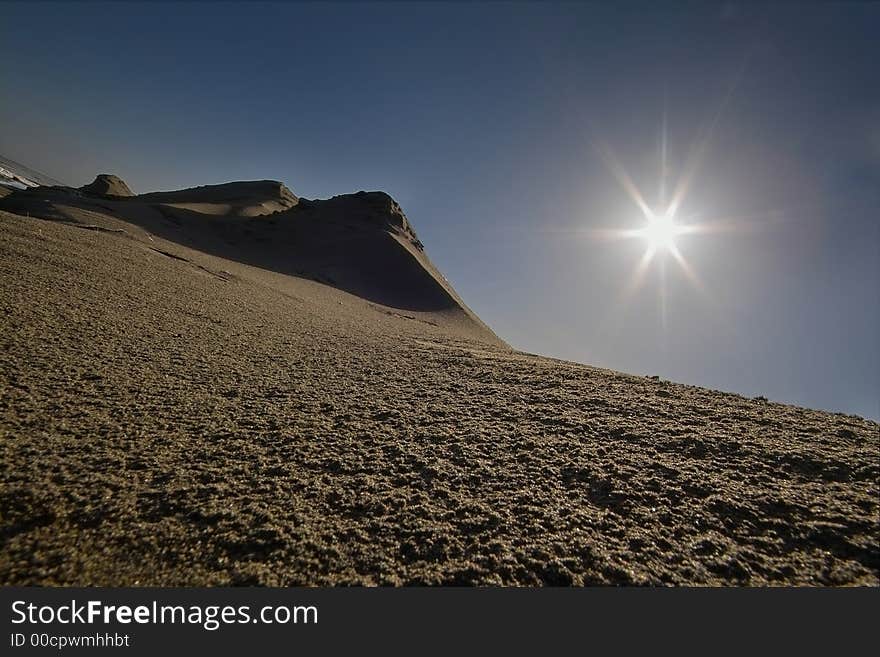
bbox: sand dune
[0,177,499,335]
[0,176,876,586]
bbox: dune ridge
[0,175,500,341]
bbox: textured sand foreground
[0,178,877,585]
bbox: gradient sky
[2,2,878,419]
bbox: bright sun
[638,211,681,251]
[585,104,735,314]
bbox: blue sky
[2,2,878,419]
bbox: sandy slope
[0,180,877,586]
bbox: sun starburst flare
[582,60,760,334]
[588,133,716,330]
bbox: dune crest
[139,180,299,217]
[0,175,503,344]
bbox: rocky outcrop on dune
[80,174,134,197]
[300,191,422,248]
